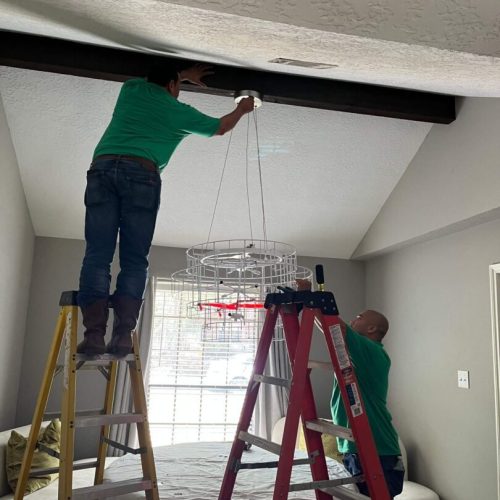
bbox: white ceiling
[1,0,499,259]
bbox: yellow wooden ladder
[14,290,159,499]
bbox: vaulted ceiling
[1,0,499,258]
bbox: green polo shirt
[93,79,221,171]
[330,325,400,455]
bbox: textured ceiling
[1,0,500,96]
[0,67,431,258]
[1,0,496,258]
[170,0,500,57]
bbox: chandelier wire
[245,113,254,241]
[206,128,234,243]
[253,110,268,244]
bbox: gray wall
[366,217,500,500]
[354,97,500,258]
[0,95,34,431]
[19,238,364,456]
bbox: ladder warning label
[346,383,363,417]
[329,324,350,370]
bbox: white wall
[366,215,500,500]
[0,95,34,430]
[354,97,500,258]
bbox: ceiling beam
[0,30,455,124]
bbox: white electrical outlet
[457,370,470,389]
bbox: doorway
[489,263,500,500]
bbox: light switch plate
[458,370,470,389]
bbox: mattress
[104,441,354,499]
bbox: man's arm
[179,63,255,136]
[215,98,255,136]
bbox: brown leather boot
[77,298,109,355]
[106,295,143,357]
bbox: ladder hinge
[100,436,146,455]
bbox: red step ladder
[218,266,390,500]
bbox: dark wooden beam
[0,30,455,124]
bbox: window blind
[147,280,260,445]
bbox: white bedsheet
[104,441,353,499]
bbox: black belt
[93,155,158,173]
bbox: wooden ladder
[14,291,159,499]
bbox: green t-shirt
[93,79,221,171]
[330,325,400,455]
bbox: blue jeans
[343,452,405,499]
[78,158,161,308]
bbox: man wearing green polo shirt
[331,310,404,498]
[295,280,404,498]
[77,64,255,356]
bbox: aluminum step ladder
[14,291,159,499]
[218,265,390,500]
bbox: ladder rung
[44,408,105,419]
[238,431,281,455]
[75,353,135,364]
[75,412,145,428]
[305,418,354,441]
[289,476,362,492]
[252,374,291,388]
[72,478,152,499]
[56,354,135,371]
[237,457,312,471]
[30,460,99,477]
[320,485,370,499]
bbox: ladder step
[75,353,136,363]
[320,485,371,499]
[238,457,313,471]
[30,460,99,477]
[56,353,135,370]
[252,374,291,388]
[289,476,363,492]
[72,478,152,500]
[75,412,145,428]
[44,408,105,419]
[238,431,281,455]
[305,418,354,441]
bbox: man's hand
[216,96,255,135]
[180,64,214,87]
[236,96,255,114]
[296,279,312,291]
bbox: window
[147,280,260,446]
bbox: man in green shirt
[77,64,255,356]
[296,280,404,498]
[331,309,404,498]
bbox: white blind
[147,280,260,446]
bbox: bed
[103,440,353,499]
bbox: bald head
[350,310,389,342]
